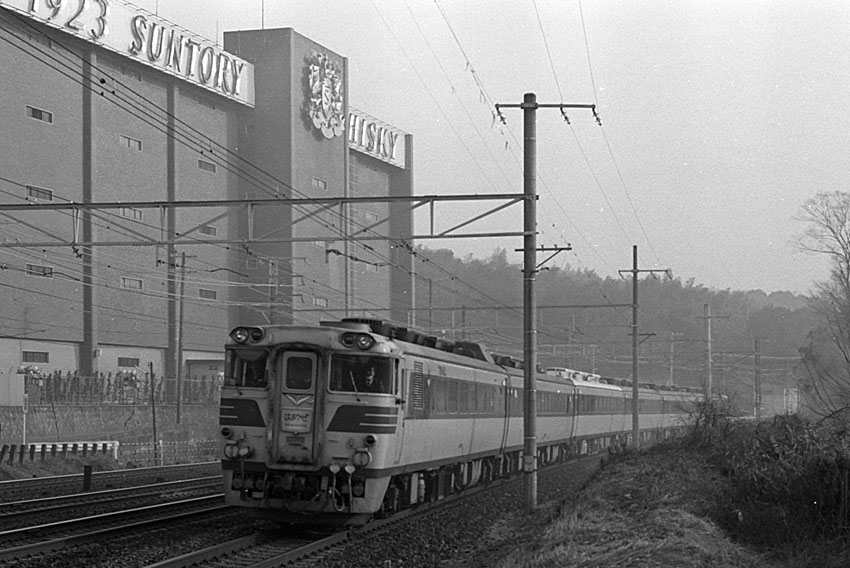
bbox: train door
[393,358,407,464]
[570,390,580,438]
[273,351,319,465]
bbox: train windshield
[225,348,269,388]
[329,354,392,394]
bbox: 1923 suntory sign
[0,0,255,106]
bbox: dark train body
[219,318,700,524]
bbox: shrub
[691,410,850,545]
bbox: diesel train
[219,318,700,524]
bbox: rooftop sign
[0,0,255,106]
[348,107,406,169]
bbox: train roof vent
[342,317,384,327]
[453,341,491,362]
[341,317,397,337]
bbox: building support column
[165,84,178,385]
[80,48,98,377]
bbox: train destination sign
[0,0,255,106]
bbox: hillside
[413,246,814,410]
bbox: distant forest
[412,246,814,415]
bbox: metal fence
[22,373,221,406]
[119,440,219,467]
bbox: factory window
[26,264,54,278]
[313,297,328,307]
[363,211,378,223]
[26,105,53,124]
[118,357,140,368]
[120,207,143,220]
[22,351,49,364]
[198,159,217,173]
[199,288,218,300]
[119,135,142,151]
[120,276,143,290]
[199,224,217,236]
[246,257,259,269]
[312,177,327,192]
[26,185,53,201]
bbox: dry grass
[485,446,778,568]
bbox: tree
[796,191,850,418]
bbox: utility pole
[176,251,186,424]
[705,304,712,400]
[669,332,684,387]
[697,304,728,401]
[754,337,762,420]
[618,245,670,451]
[495,93,597,511]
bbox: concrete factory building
[0,1,413,405]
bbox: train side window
[448,381,458,413]
[432,378,447,413]
[329,354,392,394]
[225,349,268,388]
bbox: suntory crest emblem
[307,52,345,139]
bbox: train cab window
[284,356,313,390]
[330,354,392,394]
[225,349,268,388]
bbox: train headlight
[364,435,377,447]
[344,464,356,475]
[353,450,371,467]
[341,332,375,350]
[238,444,253,458]
[329,463,341,474]
[231,327,264,343]
[356,334,375,350]
[223,443,239,459]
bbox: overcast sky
[141,0,847,294]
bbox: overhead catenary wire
[431,0,621,280]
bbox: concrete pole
[631,245,640,451]
[522,92,538,510]
[705,304,713,400]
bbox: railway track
[0,455,604,567]
[0,461,220,502]
[145,531,347,568]
[140,459,597,568]
[0,495,231,563]
[0,476,222,530]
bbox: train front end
[219,323,402,524]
